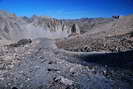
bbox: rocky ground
[56,15,133,53]
[0,38,132,89]
[56,31,133,52]
[0,10,133,89]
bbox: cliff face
[0,10,114,42]
[0,11,80,41]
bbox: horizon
[0,0,133,19]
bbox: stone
[54,76,74,86]
[8,39,32,47]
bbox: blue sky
[0,0,133,19]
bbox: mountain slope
[0,10,114,43]
[56,15,133,52]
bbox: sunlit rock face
[68,24,80,37]
[0,10,115,42]
[0,11,81,41]
[30,16,73,39]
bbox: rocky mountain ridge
[0,10,115,44]
[0,11,76,42]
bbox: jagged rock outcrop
[68,24,80,37]
[30,16,72,37]
[0,11,71,42]
[71,24,80,33]
[0,10,114,44]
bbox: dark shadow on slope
[79,50,133,70]
[7,39,32,47]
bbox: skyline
[0,0,133,19]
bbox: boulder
[54,76,74,86]
[8,39,32,47]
